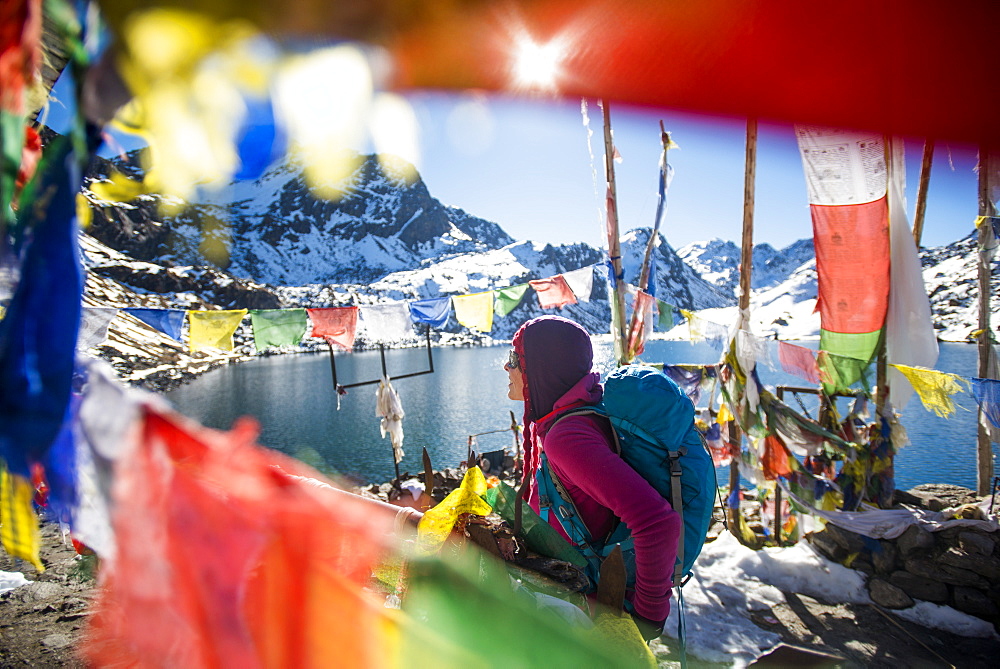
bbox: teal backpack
[535,364,716,609]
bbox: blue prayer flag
[125,308,186,341]
[409,297,451,328]
[971,377,1000,430]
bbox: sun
[512,35,565,91]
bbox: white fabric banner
[562,266,595,302]
[78,307,119,350]
[360,302,415,343]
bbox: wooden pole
[976,147,996,495]
[728,118,757,538]
[912,140,934,246]
[603,100,628,366]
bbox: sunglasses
[506,349,521,370]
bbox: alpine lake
[166,340,998,491]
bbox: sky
[401,90,982,252]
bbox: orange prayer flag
[529,275,577,309]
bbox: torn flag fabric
[408,297,451,328]
[778,342,821,385]
[626,289,655,358]
[452,291,494,332]
[493,284,529,318]
[561,266,594,302]
[306,307,358,351]
[529,276,577,309]
[376,376,405,464]
[124,308,186,341]
[187,310,248,352]
[796,126,889,386]
[360,302,415,343]
[248,309,307,350]
[889,364,970,418]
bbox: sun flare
[512,36,564,91]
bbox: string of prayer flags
[360,302,415,342]
[889,364,970,418]
[408,296,451,328]
[656,299,674,330]
[817,350,872,395]
[561,266,594,302]
[626,289,655,358]
[680,309,729,351]
[452,291,494,332]
[123,308,186,340]
[0,465,43,570]
[493,284,529,318]
[307,306,359,351]
[529,276,577,309]
[187,309,248,352]
[79,307,119,350]
[796,126,889,385]
[970,378,1000,431]
[778,342,821,385]
[248,309,307,350]
[0,135,83,477]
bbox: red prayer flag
[777,341,821,385]
[761,434,794,481]
[1,0,42,114]
[529,275,577,309]
[626,290,655,358]
[307,306,358,350]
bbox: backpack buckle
[557,506,576,520]
[540,494,551,508]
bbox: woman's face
[504,350,525,401]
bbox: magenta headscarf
[511,316,595,494]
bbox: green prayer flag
[817,348,874,395]
[249,309,308,350]
[494,284,529,318]
[656,299,674,330]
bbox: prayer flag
[124,308,186,340]
[0,465,42,570]
[817,350,871,395]
[307,307,358,351]
[656,299,674,330]
[0,135,83,477]
[187,309,247,352]
[796,126,890,386]
[885,138,938,411]
[249,309,307,350]
[529,276,577,309]
[79,307,118,350]
[417,467,491,555]
[889,364,969,418]
[970,378,1000,431]
[494,284,529,318]
[360,302,414,342]
[626,290,655,358]
[408,297,451,328]
[452,291,494,332]
[761,435,794,481]
[778,342,821,385]
[561,266,594,302]
[376,376,405,464]
[681,309,728,351]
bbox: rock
[888,570,948,603]
[2,581,64,603]
[872,541,898,575]
[40,633,72,649]
[951,586,999,617]
[959,530,998,557]
[939,547,1000,580]
[904,558,989,589]
[851,558,875,576]
[824,524,868,554]
[906,484,979,512]
[869,578,914,609]
[808,531,847,562]
[896,524,935,557]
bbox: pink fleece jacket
[526,372,681,622]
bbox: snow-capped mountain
[677,237,816,293]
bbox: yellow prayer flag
[452,291,494,333]
[717,402,735,424]
[0,467,43,571]
[889,363,970,418]
[187,309,248,352]
[416,467,491,554]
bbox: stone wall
[807,485,1000,632]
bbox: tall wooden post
[728,118,757,536]
[976,147,996,495]
[912,140,934,246]
[603,100,628,366]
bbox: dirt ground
[1,523,997,668]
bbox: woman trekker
[505,315,681,641]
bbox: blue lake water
[166,340,997,490]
